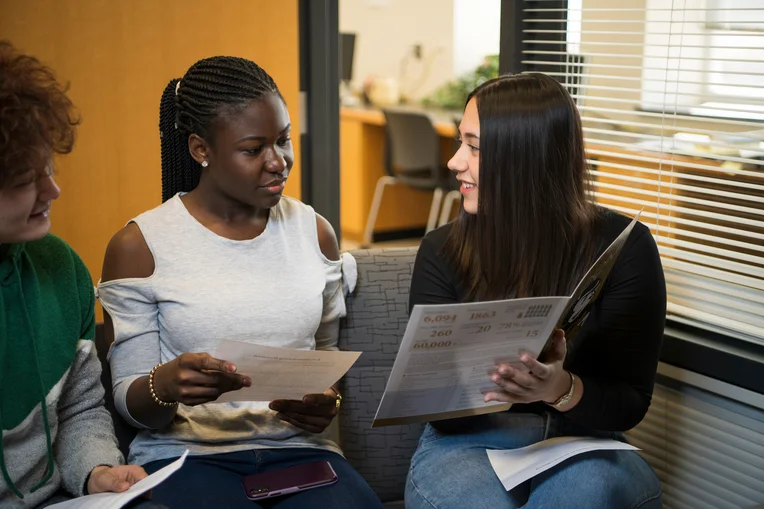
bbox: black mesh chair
[362,109,452,246]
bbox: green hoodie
[0,234,123,507]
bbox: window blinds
[521,0,764,346]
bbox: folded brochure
[372,212,641,427]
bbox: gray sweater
[0,236,124,508]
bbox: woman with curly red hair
[0,40,163,508]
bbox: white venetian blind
[522,0,764,347]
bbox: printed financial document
[372,296,569,426]
[372,213,640,427]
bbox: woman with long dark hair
[406,73,665,508]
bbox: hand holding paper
[152,352,252,406]
[47,451,188,509]
[212,340,361,403]
[270,388,340,433]
[486,329,571,405]
[86,464,150,497]
[372,213,640,427]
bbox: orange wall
[0,0,301,285]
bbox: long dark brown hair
[445,73,601,301]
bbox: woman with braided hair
[97,56,383,508]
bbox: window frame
[499,0,764,395]
[639,0,764,122]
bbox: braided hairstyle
[159,56,281,202]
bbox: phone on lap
[241,460,339,501]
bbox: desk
[341,106,459,138]
[340,105,459,242]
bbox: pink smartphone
[241,460,339,501]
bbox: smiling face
[449,97,480,214]
[0,162,61,243]
[190,92,294,210]
[0,42,77,245]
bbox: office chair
[362,109,452,247]
[438,189,461,226]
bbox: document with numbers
[372,212,640,427]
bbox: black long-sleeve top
[408,209,667,432]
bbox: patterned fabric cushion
[338,247,425,503]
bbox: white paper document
[487,437,639,491]
[372,296,570,426]
[213,340,361,403]
[372,213,640,427]
[48,450,188,509]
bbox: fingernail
[499,367,509,375]
[491,374,500,382]
[243,378,252,387]
[227,364,237,373]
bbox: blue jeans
[406,411,662,509]
[143,448,383,509]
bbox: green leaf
[422,55,499,110]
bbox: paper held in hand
[212,340,361,403]
[47,450,189,509]
[372,212,641,427]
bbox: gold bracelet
[149,363,177,407]
[549,371,576,410]
[330,386,342,411]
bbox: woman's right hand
[152,353,252,406]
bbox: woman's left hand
[87,465,148,495]
[484,329,571,404]
[269,388,338,434]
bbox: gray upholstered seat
[338,247,423,506]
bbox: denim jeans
[406,411,662,509]
[143,448,383,509]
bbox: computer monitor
[340,33,356,84]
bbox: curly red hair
[0,40,80,187]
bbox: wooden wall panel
[0,0,301,290]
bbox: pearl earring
[201,161,208,168]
